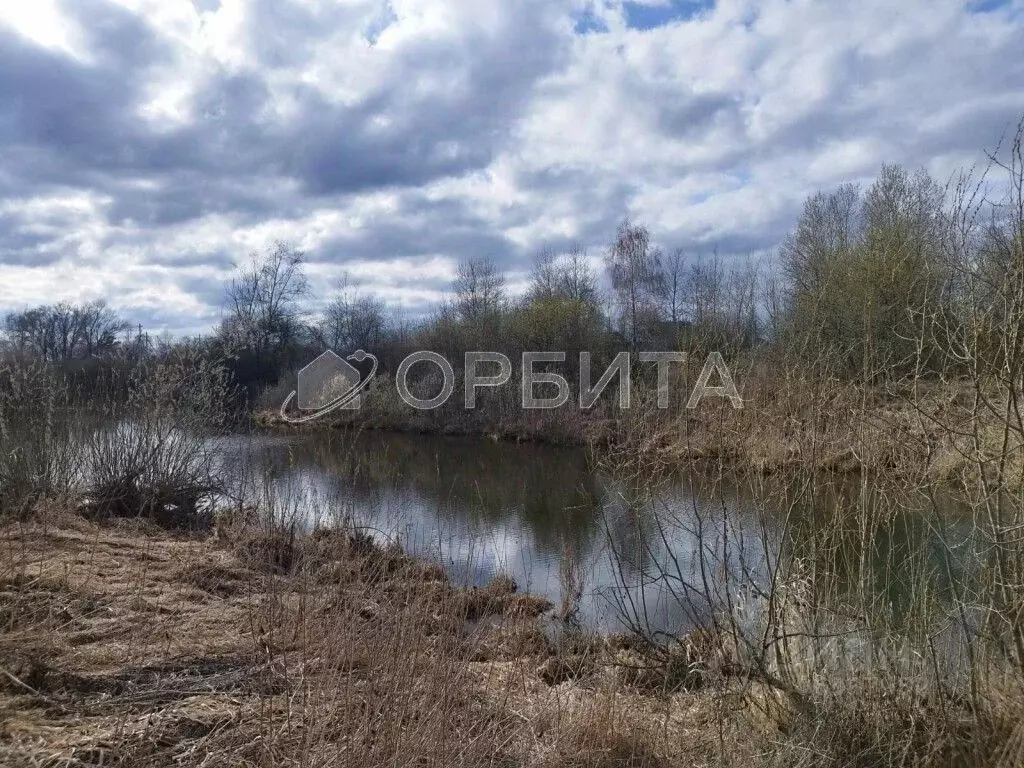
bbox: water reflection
[216,430,974,635]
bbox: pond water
[214,429,976,636]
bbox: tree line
[3,141,1022,404]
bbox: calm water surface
[214,430,974,635]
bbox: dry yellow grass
[7,508,1014,767]
[0,513,772,767]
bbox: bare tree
[659,247,687,325]
[4,307,54,360]
[2,300,127,361]
[528,245,598,305]
[320,273,387,353]
[778,168,946,377]
[605,219,664,350]
[453,257,505,324]
[76,300,128,358]
[528,248,561,303]
[520,246,605,381]
[559,245,599,304]
[223,241,310,383]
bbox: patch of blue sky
[623,0,712,30]
[573,5,610,34]
[966,0,1012,12]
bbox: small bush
[761,682,984,768]
[458,574,553,621]
[82,353,231,528]
[538,653,595,685]
[616,630,719,694]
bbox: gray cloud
[0,0,1022,335]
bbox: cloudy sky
[0,0,1022,335]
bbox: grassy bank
[3,504,1022,767]
[0,511,760,767]
[8,505,1024,768]
[255,371,988,486]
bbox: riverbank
[4,508,1019,766]
[255,374,984,483]
[0,512,758,766]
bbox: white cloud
[0,0,1022,334]
[0,0,89,59]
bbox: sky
[0,0,1022,336]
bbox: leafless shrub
[82,352,232,528]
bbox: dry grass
[7,509,1019,767]
[599,374,989,487]
[0,514,772,767]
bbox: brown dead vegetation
[0,515,773,767]
[6,506,1024,767]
